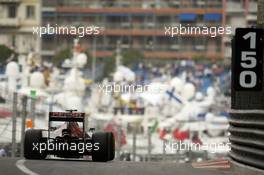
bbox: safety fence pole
[20,96,27,158]
[11,92,17,158]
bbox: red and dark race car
[24,110,115,162]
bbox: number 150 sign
[233,28,264,91]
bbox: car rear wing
[49,112,85,122]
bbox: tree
[101,49,144,79]
[102,55,115,78]
[122,49,144,67]
[52,48,72,66]
[0,45,16,64]
[84,50,92,68]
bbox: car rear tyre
[24,129,47,159]
[92,132,115,162]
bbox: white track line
[16,159,39,175]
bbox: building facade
[0,0,41,56]
[41,0,258,61]
[224,0,257,59]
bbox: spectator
[0,148,7,157]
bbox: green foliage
[84,50,92,68]
[122,49,144,67]
[52,48,71,66]
[102,55,115,78]
[0,45,16,64]
[53,48,92,68]
[101,49,144,79]
[193,55,207,61]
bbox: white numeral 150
[239,32,257,88]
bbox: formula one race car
[24,110,115,162]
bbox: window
[12,35,16,48]
[8,5,17,18]
[26,5,35,19]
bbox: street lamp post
[11,92,17,157]
[116,40,122,70]
[92,37,96,81]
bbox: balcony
[56,7,222,15]
[143,51,222,59]
[195,45,205,51]
[248,2,257,13]
[170,45,180,50]
[42,0,224,9]
[246,15,257,22]
[0,0,20,3]
[226,2,244,13]
[0,18,20,27]
[87,50,223,59]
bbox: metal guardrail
[0,0,20,3]
[43,0,222,8]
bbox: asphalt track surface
[0,158,233,175]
